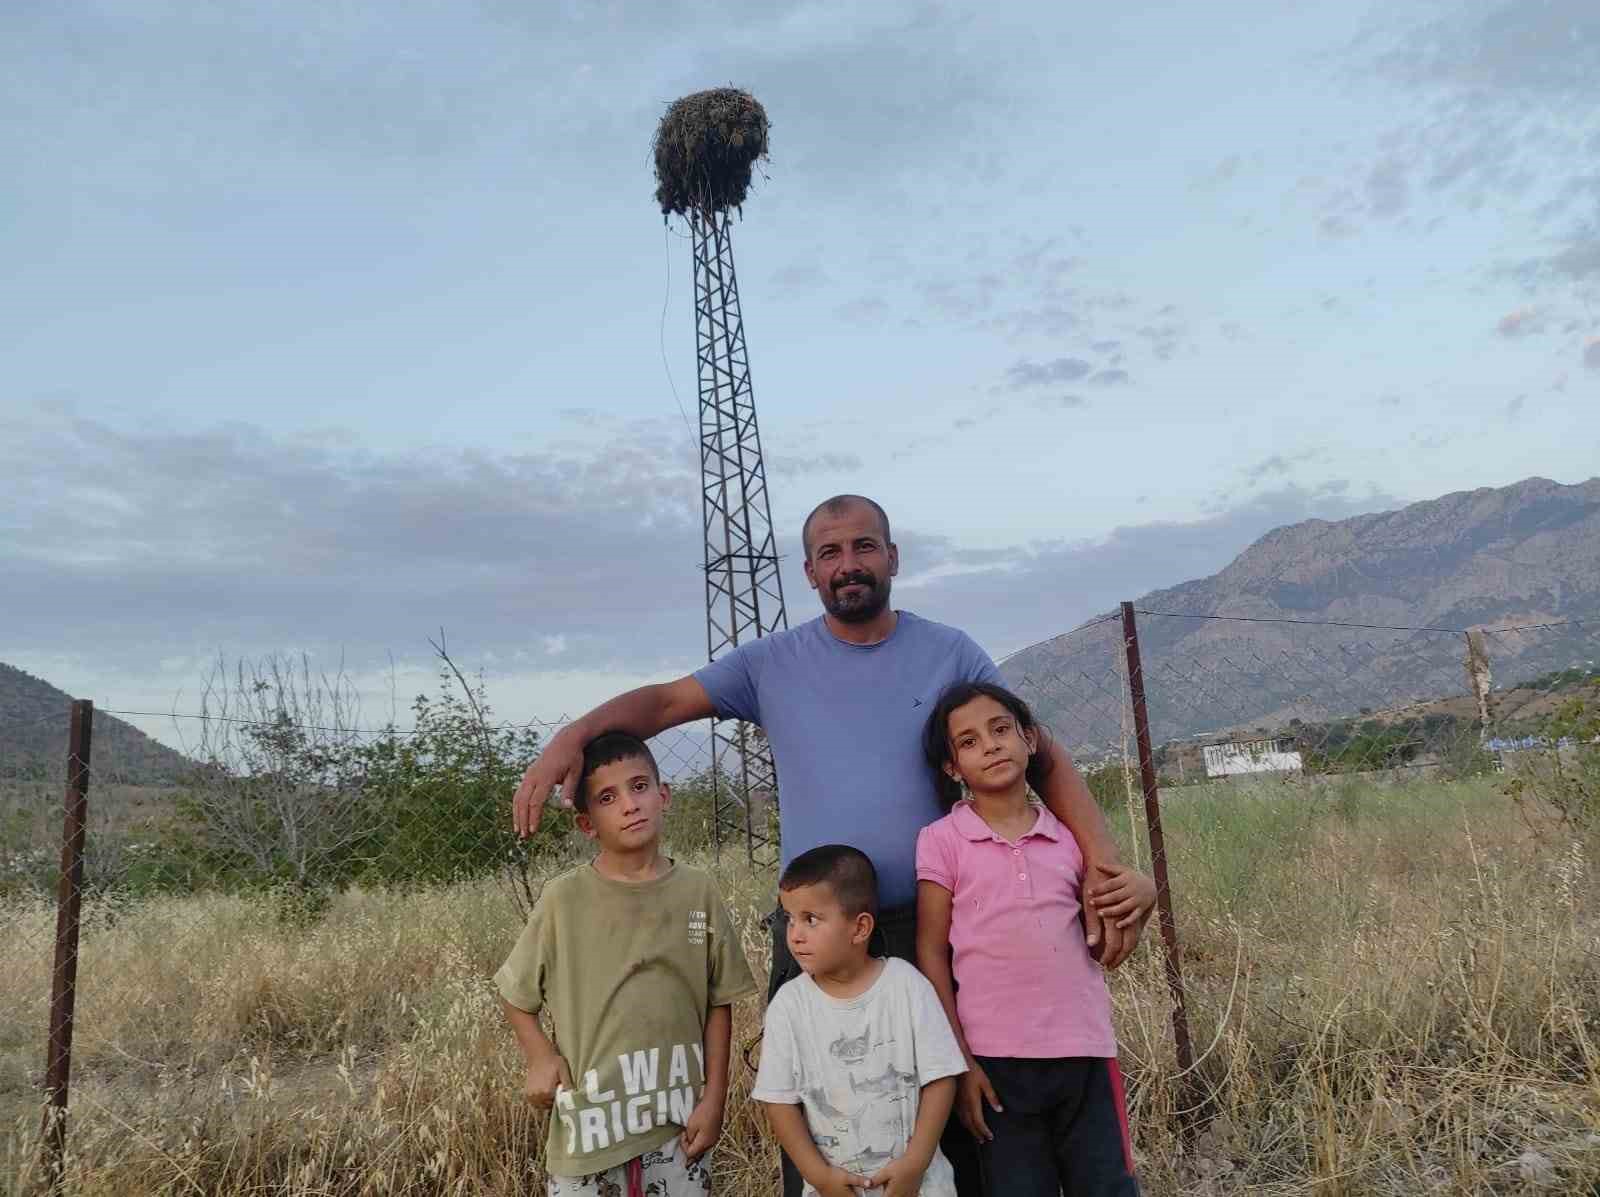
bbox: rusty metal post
[1119,603,1199,1119]
[40,700,92,1191]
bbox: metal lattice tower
[690,206,787,863]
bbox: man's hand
[867,1151,933,1197]
[679,1090,725,1161]
[523,1049,573,1109]
[956,1063,1002,1143]
[813,1165,874,1196]
[1086,862,1157,970]
[512,728,584,838]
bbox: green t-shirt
[495,860,757,1176]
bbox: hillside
[1004,476,1600,749]
[0,663,193,783]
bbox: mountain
[1003,476,1600,752]
[0,663,193,784]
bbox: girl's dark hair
[921,680,1054,811]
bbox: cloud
[1505,395,1527,418]
[766,451,864,478]
[1585,338,1600,370]
[1365,155,1410,218]
[1496,307,1544,337]
[0,414,707,678]
[1005,357,1093,389]
[1034,394,1088,410]
[772,261,830,291]
[1087,369,1131,387]
[1241,451,1323,485]
[836,295,889,323]
[891,482,1403,657]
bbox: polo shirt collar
[951,798,1063,843]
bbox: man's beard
[822,570,891,623]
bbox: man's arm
[512,676,714,836]
[1034,735,1155,968]
[681,1004,731,1160]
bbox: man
[513,495,1156,1195]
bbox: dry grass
[3,778,1599,1195]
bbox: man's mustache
[833,572,876,591]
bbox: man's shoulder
[897,611,981,651]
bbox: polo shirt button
[1018,873,1026,880]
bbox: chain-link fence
[0,670,725,1190]
[1006,611,1600,800]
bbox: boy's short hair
[574,731,660,812]
[779,844,879,918]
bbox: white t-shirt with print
[752,957,967,1196]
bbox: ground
[3,775,1598,1194]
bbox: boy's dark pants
[767,905,982,1197]
[972,1056,1139,1196]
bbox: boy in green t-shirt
[497,731,757,1195]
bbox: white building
[1202,737,1304,778]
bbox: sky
[3,0,1598,748]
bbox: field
[3,776,1599,1195]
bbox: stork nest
[653,88,769,217]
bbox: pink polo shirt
[916,801,1116,1059]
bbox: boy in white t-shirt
[753,844,966,1197]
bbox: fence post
[1118,603,1200,1123]
[40,699,92,1192]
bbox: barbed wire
[1132,609,1593,636]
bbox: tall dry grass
[3,777,1598,1195]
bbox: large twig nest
[653,88,769,217]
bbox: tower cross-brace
[691,206,787,862]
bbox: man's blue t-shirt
[692,611,1003,908]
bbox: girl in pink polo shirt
[915,681,1139,1197]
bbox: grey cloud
[1006,358,1093,388]
[1090,340,1122,355]
[1365,156,1410,218]
[0,415,707,677]
[1376,0,1600,95]
[767,452,864,477]
[1585,339,1600,370]
[1034,395,1088,410]
[889,483,1403,656]
[836,295,889,323]
[984,304,1084,339]
[1087,369,1131,387]
[1496,307,1545,337]
[1506,395,1527,417]
[772,262,830,291]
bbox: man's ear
[575,811,598,841]
[887,541,899,578]
[657,781,672,811]
[803,556,818,591]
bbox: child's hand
[814,1165,874,1196]
[957,1064,1003,1142]
[523,1049,573,1109]
[679,1090,726,1161]
[1087,863,1156,968]
[867,1152,932,1197]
